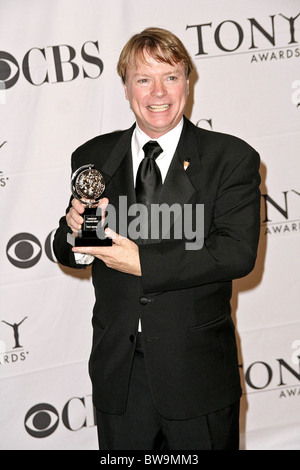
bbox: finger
[66,210,82,234]
[105,228,124,243]
[70,207,84,227]
[70,206,84,223]
[97,197,109,209]
[72,198,86,214]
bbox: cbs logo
[0,41,103,90]
[6,231,57,268]
[24,397,96,438]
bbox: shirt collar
[133,118,184,159]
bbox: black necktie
[135,141,163,207]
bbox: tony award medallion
[67,164,112,247]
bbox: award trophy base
[67,207,113,247]
[67,233,113,247]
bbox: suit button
[139,297,149,305]
[130,334,136,343]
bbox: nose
[150,79,167,98]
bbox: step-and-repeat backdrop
[1,0,299,450]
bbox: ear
[124,83,129,101]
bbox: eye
[6,233,42,268]
[167,75,177,82]
[137,78,149,84]
[24,403,59,438]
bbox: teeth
[148,104,170,111]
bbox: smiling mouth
[147,104,171,112]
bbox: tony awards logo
[68,164,112,246]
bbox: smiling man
[53,27,261,450]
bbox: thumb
[97,197,109,209]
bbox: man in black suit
[53,27,261,450]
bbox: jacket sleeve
[139,149,261,294]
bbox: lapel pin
[183,158,190,171]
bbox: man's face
[124,50,189,138]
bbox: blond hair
[117,27,193,83]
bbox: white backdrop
[0,0,299,450]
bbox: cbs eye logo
[24,403,59,438]
[0,41,103,90]
[0,51,19,89]
[6,231,56,268]
[24,397,96,438]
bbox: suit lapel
[157,116,202,208]
[91,125,135,238]
[101,124,135,186]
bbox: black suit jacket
[53,116,261,420]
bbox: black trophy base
[67,233,113,247]
[67,206,113,247]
